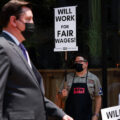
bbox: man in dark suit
[0,0,73,120]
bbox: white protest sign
[54,6,78,52]
[101,105,120,120]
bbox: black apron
[65,73,92,120]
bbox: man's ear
[86,62,88,66]
[9,16,17,27]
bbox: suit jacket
[0,32,65,120]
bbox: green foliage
[88,25,102,57]
[87,0,102,58]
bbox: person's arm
[92,96,102,120]
[44,74,73,120]
[0,45,10,119]
[92,74,103,120]
[63,114,74,120]
[56,74,70,108]
[44,97,73,120]
[62,88,68,97]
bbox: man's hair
[0,0,31,28]
[74,53,88,62]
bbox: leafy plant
[87,0,102,58]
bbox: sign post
[54,6,78,109]
[54,5,78,80]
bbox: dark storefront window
[0,0,120,69]
[0,0,103,69]
[24,0,91,69]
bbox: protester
[60,55,103,120]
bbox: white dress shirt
[3,30,32,68]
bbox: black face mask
[22,23,35,39]
[74,63,83,72]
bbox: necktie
[19,43,28,61]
